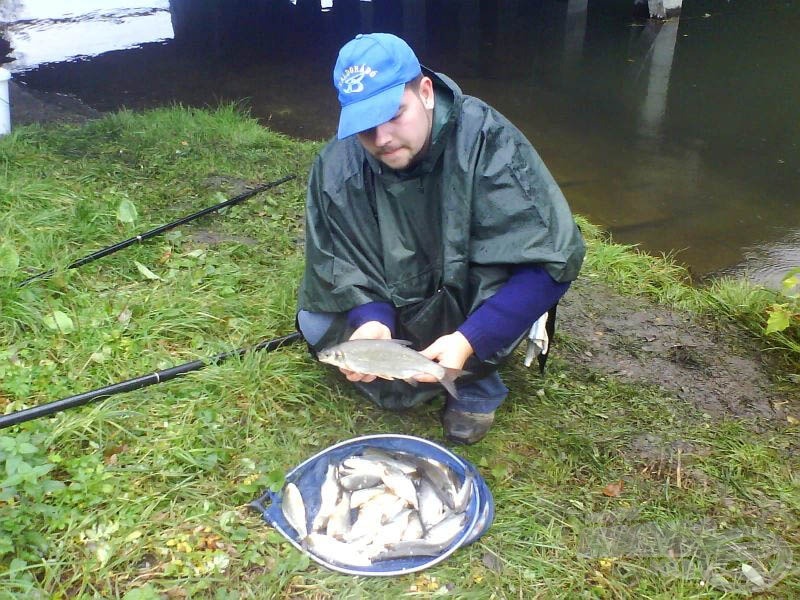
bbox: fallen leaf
[0,243,19,276]
[741,563,765,587]
[43,310,75,333]
[117,198,138,224]
[118,307,132,325]
[598,558,615,573]
[602,480,624,497]
[482,551,503,572]
[787,415,799,426]
[134,261,162,281]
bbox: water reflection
[716,230,800,290]
[631,18,678,140]
[1,0,173,71]
[4,0,800,288]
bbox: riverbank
[9,80,103,127]
[0,105,796,598]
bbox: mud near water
[558,278,796,429]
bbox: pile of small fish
[281,446,475,566]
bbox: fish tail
[440,367,464,400]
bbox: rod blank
[0,331,303,429]
[19,174,296,286]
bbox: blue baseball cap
[333,33,422,139]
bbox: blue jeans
[297,310,508,414]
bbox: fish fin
[377,374,397,381]
[403,378,420,388]
[440,367,465,400]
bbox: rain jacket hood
[299,69,585,350]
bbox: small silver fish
[325,491,352,539]
[425,512,467,546]
[360,448,419,474]
[452,474,475,513]
[338,471,383,491]
[374,539,451,561]
[401,511,425,542]
[380,465,419,510]
[311,464,341,533]
[417,478,446,529]
[416,458,459,510]
[317,339,465,399]
[305,533,372,567]
[350,485,387,508]
[282,482,307,539]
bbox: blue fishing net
[250,434,494,576]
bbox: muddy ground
[9,81,103,126]
[558,278,795,428]
[10,81,797,440]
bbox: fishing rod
[18,174,297,286]
[0,331,304,429]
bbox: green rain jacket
[298,70,585,404]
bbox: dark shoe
[442,408,495,445]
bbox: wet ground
[557,278,795,429]
[9,80,102,125]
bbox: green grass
[0,107,797,599]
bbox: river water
[3,0,798,288]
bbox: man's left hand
[416,331,474,382]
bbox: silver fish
[350,484,387,508]
[425,512,467,546]
[317,339,465,399]
[282,482,307,539]
[452,473,474,513]
[416,458,458,510]
[417,478,446,529]
[338,471,383,491]
[360,448,419,474]
[348,492,408,542]
[305,533,372,567]
[341,457,388,479]
[311,464,340,532]
[287,446,477,565]
[380,465,419,510]
[369,508,411,550]
[325,491,352,539]
[374,539,451,561]
[401,511,425,542]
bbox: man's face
[356,77,434,170]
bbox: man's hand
[340,321,392,383]
[416,331,474,382]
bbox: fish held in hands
[317,339,466,399]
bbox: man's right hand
[340,321,392,382]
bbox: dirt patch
[557,278,795,427]
[9,81,103,127]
